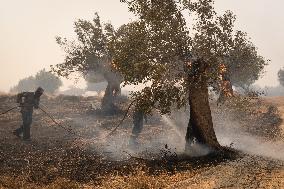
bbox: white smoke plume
[214,111,284,161]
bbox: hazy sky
[0,0,283,92]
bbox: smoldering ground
[214,109,284,161]
[67,103,281,162]
[57,109,277,163]
[1,94,284,188]
[6,92,283,161]
[94,101,284,161]
[161,104,284,161]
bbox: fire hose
[102,99,137,139]
[38,106,77,136]
[0,106,20,116]
[0,105,77,136]
[0,102,135,139]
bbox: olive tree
[10,69,62,94]
[226,32,267,90]
[10,76,36,93]
[52,13,123,112]
[34,69,62,93]
[114,0,268,150]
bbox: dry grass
[99,169,192,189]
[0,176,82,189]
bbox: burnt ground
[0,94,283,188]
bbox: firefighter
[129,109,147,147]
[13,87,44,141]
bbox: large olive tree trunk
[185,61,221,151]
[101,71,122,113]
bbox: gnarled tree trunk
[101,71,122,113]
[185,60,221,152]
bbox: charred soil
[0,95,283,188]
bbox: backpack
[16,92,35,106]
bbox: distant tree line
[10,69,62,94]
[278,68,284,87]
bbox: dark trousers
[129,110,144,146]
[130,110,144,145]
[15,111,33,140]
[132,110,144,137]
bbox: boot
[23,124,31,141]
[12,130,21,138]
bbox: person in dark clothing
[129,109,146,146]
[13,87,44,140]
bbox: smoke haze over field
[0,0,284,92]
[160,108,284,160]
[215,112,284,161]
[93,106,284,160]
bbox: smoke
[214,111,284,161]
[101,123,186,160]
[263,85,284,96]
[219,130,284,161]
[103,111,210,159]
[92,113,188,160]
[64,96,284,161]
[160,115,213,157]
[158,105,284,160]
[126,106,284,160]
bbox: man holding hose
[13,87,44,141]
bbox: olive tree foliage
[51,13,116,78]
[114,0,268,148]
[278,68,284,87]
[51,13,124,111]
[226,32,267,89]
[116,0,267,114]
[115,0,191,114]
[10,69,62,93]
